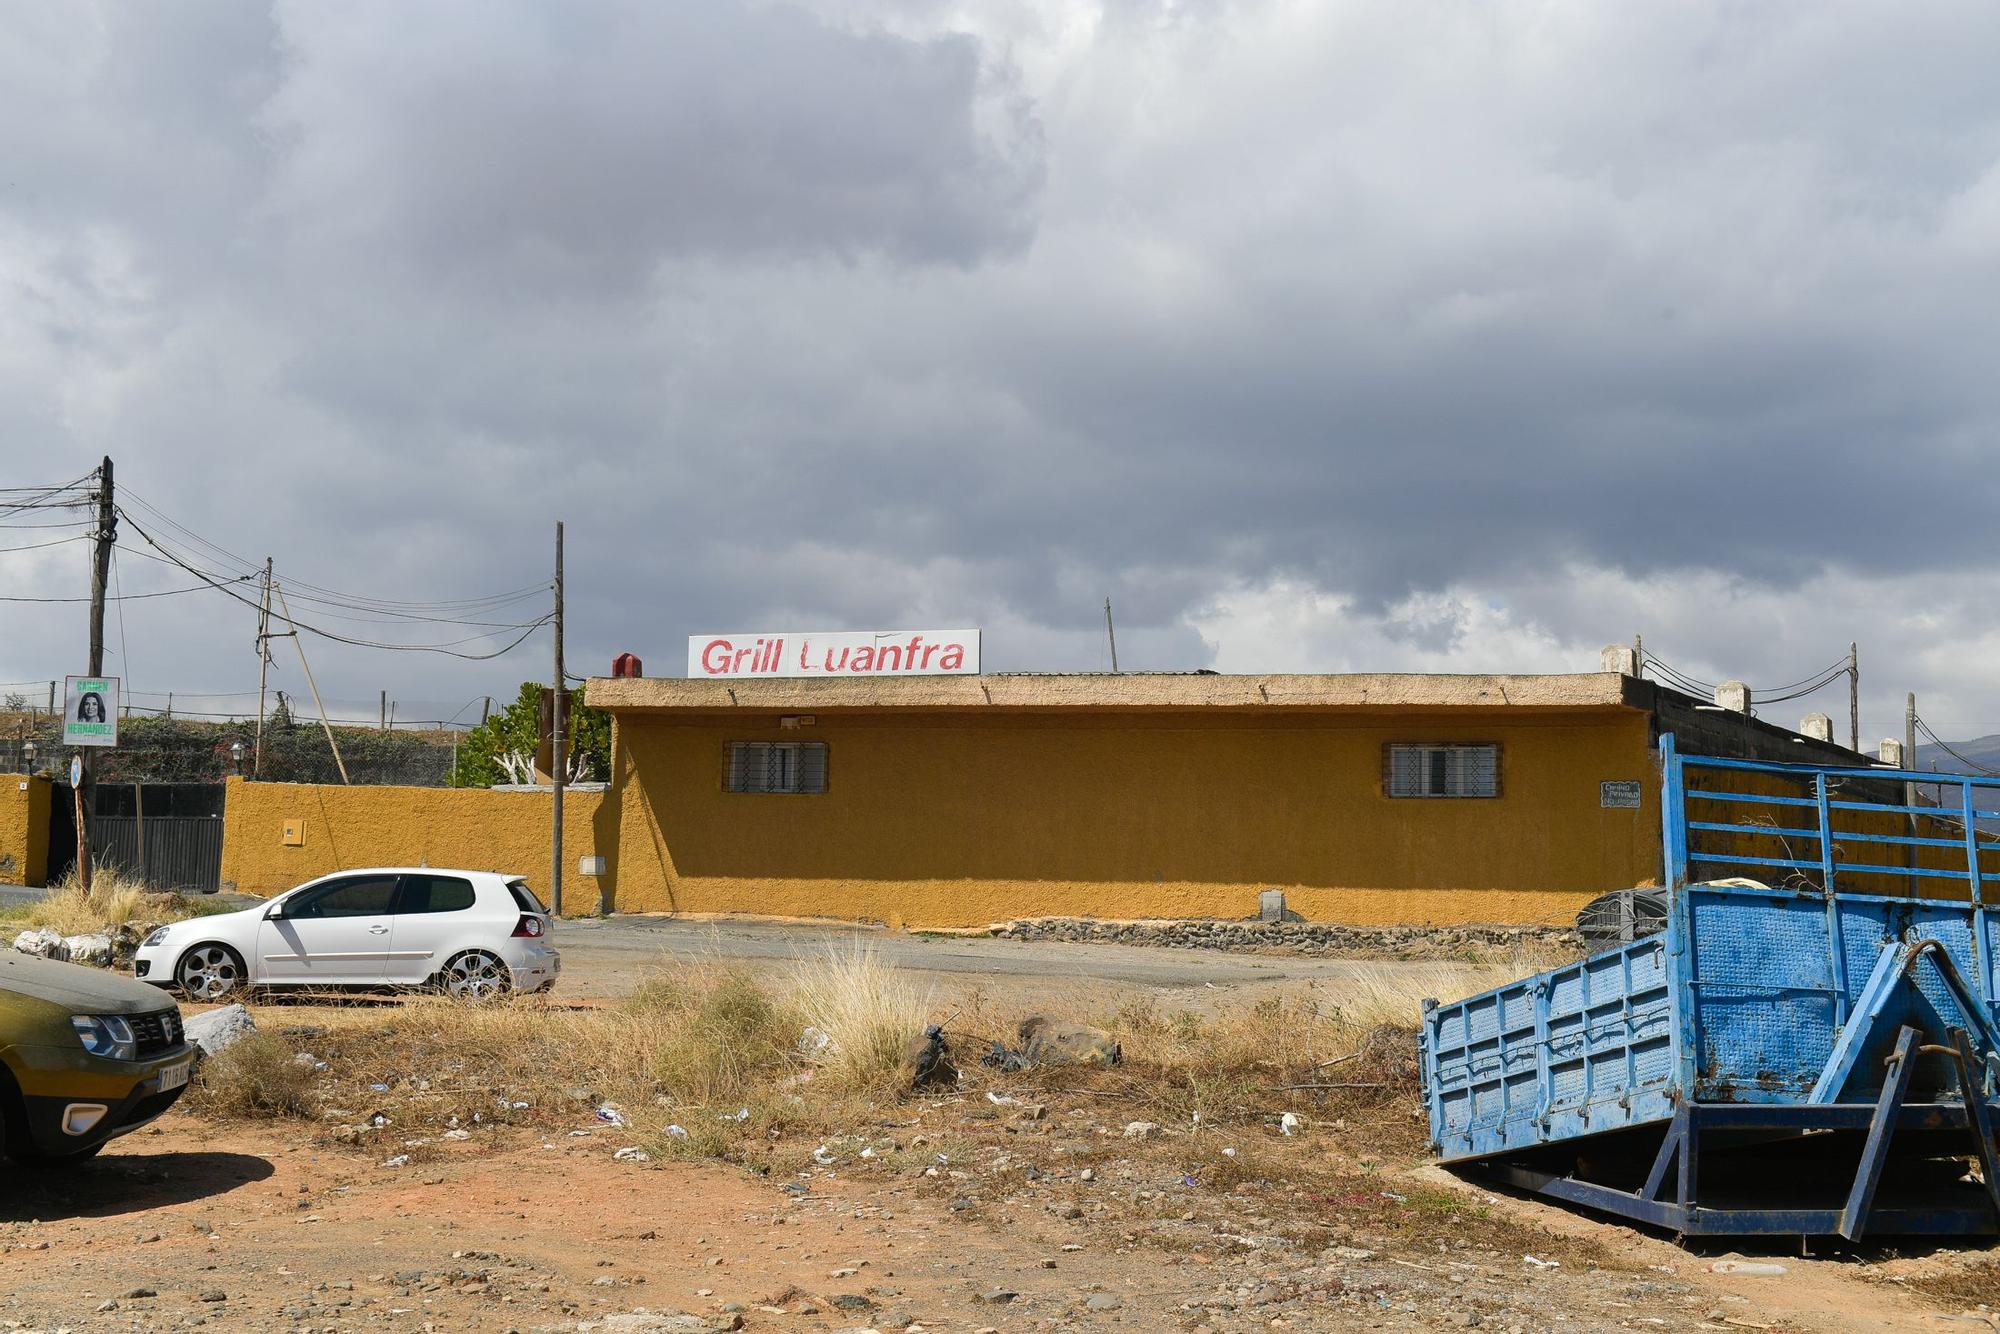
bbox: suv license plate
[156,1060,191,1092]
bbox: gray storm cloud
[2,1,1998,737]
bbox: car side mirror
[264,903,285,921]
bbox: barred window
[1384,743,1500,798]
[724,740,828,794]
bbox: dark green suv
[0,951,193,1162]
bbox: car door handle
[369,925,389,935]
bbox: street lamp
[20,738,36,774]
[229,739,246,776]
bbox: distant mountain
[1914,734,2000,777]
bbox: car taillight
[511,914,546,938]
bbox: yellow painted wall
[599,709,1661,927]
[0,774,50,887]
[219,778,608,905]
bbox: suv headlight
[71,1014,138,1062]
[142,926,171,947]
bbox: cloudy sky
[3,1,1998,739]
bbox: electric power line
[1641,649,1852,705]
[115,493,552,623]
[0,533,93,555]
[111,545,133,693]
[0,582,229,604]
[1912,713,2000,778]
[120,513,552,660]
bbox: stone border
[989,917,1580,961]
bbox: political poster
[62,676,119,747]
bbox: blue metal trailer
[1420,736,2000,1238]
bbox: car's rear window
[506,880,547,914]
[398,875,477,914]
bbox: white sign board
[1600,780,1643,809]
[62,676,119,747]
[688,629,980,680]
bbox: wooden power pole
[254,557,273,778]
[1848,643,1859,754]
[551,521,566,917]
[77,455,115,894]
[88,455,112,678]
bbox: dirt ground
[3,928,1995,1333]
[4,1103,1991,1333]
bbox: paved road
[551,913,1440,1000]
[0,882,1450,1003]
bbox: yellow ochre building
[581,665,1862,928]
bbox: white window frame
[1384,743,1501,799]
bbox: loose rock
[1018,1016,1121,1067]
[185,1003,256,1057]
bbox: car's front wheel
[438,950,510,1003]
[176,943,247,1001]
[0,1072,104,1165]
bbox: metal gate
[44,782,226,894]
[91,815,224,894]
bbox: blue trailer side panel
[1425,744,2000,1165]
[1427,931,1676,1160]
[1428,880,2000,1162]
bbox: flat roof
[586,671,1647,715]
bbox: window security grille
[724,740,828,794]
[1384,743,1500,798]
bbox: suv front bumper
[7,1042,195,1158]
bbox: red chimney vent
[612,652,643,679]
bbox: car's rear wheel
[176,943,247,1001]
[438,950,509,1003]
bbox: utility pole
[1848,643,1859,754]
[380,690,387,732]
[254,557,273,778]
[88,456,113,678]
[1104,598,1119,673]
[77,455,114,895]
[1633,633,1644,676]
[274,581,349,784]
[480,697,492,726]
[551,521,566,917]
[1905,690,1920,897]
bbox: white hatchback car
[133,868,559,1002]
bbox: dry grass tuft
[787,942,936,1092]
[1329,961,1526,1028]
[982,963,1526,1143]
[187,1034,321,1119]
[9,868,226,936]
[186,954,1524,1198]
[193,952,942,1169]
[630,964,801,1104]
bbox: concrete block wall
[0,774,50,887]
[218,777,609,907]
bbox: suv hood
[0,951,176,1014]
